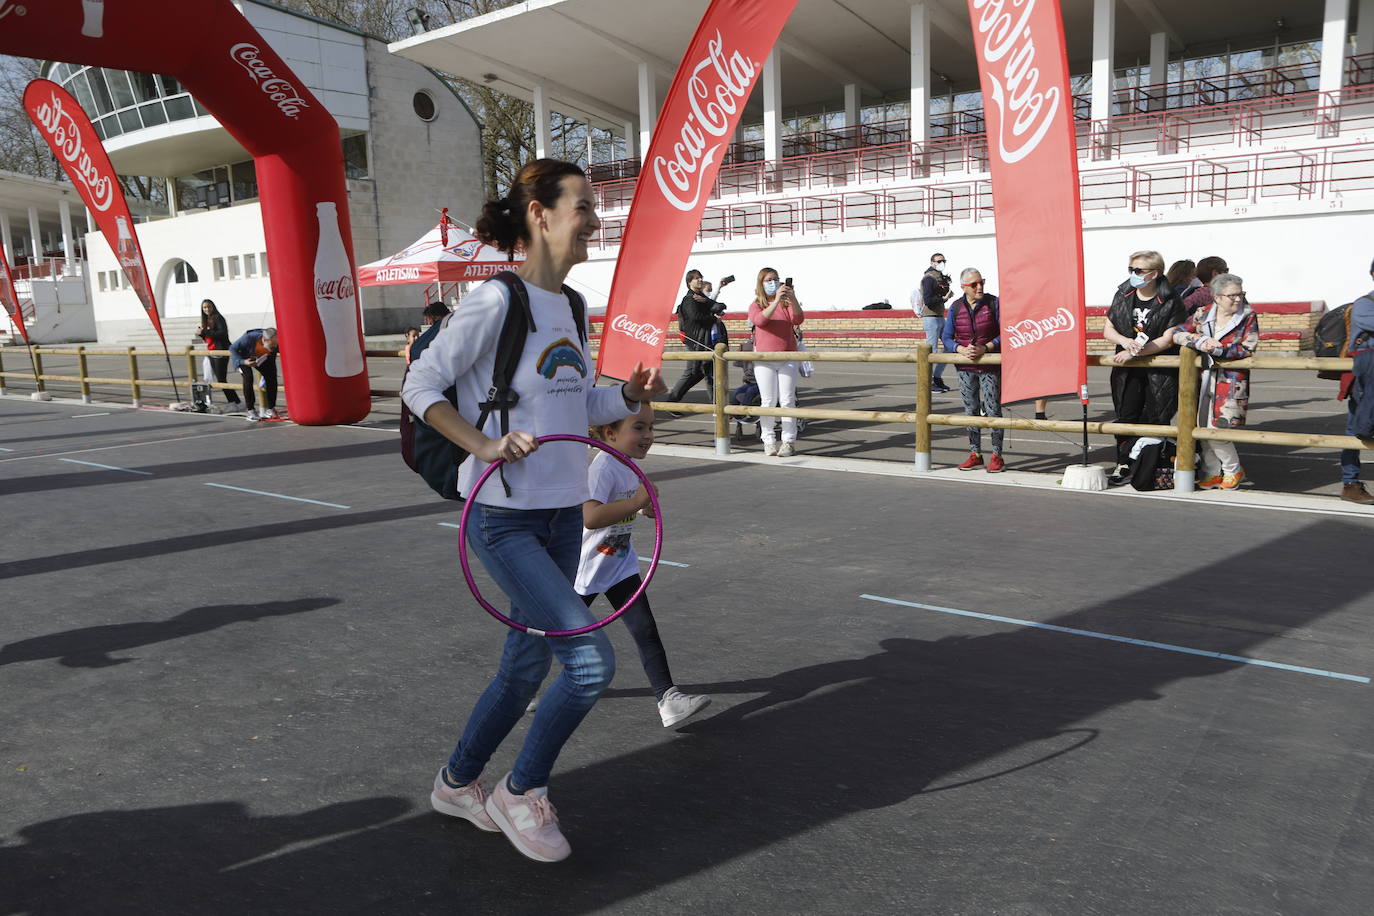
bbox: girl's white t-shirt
[574,450,641,596]
[401,278,634,508]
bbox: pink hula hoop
[457,433,664,638]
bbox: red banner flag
[0,245,31,345]
[965,0,1086,403]
[23,78,166,346]
[596,0,798,381]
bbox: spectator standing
[665,269,731,403]
[404,327,421,364]
[230,327,279,420]
[1170,273,1259,490]
[942,268,1005,472]
[422,301,450,327]
[730,334,761,439]
[913,253,954,393]
[1339,259,1374,504]
[1103,250,1188,484]
[194,299,241,411]
[748,268,805,456]
[1166,260,1197,299]
[1183,255,1228,316]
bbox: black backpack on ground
[399,271,586,500]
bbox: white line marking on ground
[71,412,111,418]
[860,594,1369,684]
[205,482,349,509]
[641,556,689,567]
[58,458,153,475]
[0,428,250,461]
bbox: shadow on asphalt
[1,520,1366,914]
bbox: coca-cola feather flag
[23,78,166,346]
[596,0,798,381]
[0,245,31,345]
[965,0,1086,403]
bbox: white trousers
[755,361,799,444]
[1200,439,1241,476]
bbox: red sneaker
[986,453,1005,473]
[958,452,983,471]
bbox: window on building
[230,160,258,202]
[343,134,369,179]
[175,166,231,211]
[228,255,241,280]
[97,272,107,292]
[172,260,198,283]
[413,90,437,121]
[212,258,225,281]
[260,252,269,277]
[244,253,257,278]
[119,271,129,289]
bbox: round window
[413,91,437,122]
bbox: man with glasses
[913,252,954,393]
[1339,258,1374,504]
[942,268,1005,471]
[1103,250,1188,484]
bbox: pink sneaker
[485,773,571,862]
[430,768,499,832]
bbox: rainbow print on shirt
[536,337,587,379]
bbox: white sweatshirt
[402,278,635,508]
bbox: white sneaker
[778,442,796,457]
[244,408,260,421]
[485,774,571,862]
[430,768,500,832]
[258,407,279,420]
[764,442,780,456]
[658,687,711,727]
[526,696,539,715]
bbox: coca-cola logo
[1004,307,1075,349]
[0,1,27,21]
[31,91,114,211]
[651,30,758,213]
[609,314,663,347]
[972,0,1061,164]
[230,43,310,120]
[316,274,356,301]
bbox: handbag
[795,330,814,379]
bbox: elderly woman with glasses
[1169,273,1260,490]
[1102,249,1189,484]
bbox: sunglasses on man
[962,279,985,288]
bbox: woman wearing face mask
[747,267,805,456]
[1102,250,1188,484]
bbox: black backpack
[399,271,586,500]
[1315,303,1359,380]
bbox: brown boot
[1341,482,1374,504]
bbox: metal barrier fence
[4,343,1370,495]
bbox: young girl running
[577,403,711,727]
[402,159,665,863]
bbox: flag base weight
[1062,464,1108,491]
[29,391,52,402]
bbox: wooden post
[185,347,197,393]
[1174,346,1199,492]
[127,347,141,408]
[33,349,46,393]
[0,345,7,395]
[915,343,932,470]
[713,343,730,455]
[78,346,91,403]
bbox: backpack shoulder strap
[562,284,588,346]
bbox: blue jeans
[922,316,946,380]
[1341,375,1365,484]
[448,504,615,790]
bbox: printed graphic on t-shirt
[595,532,631,558]
[1132,305,1152,332]
[537,337,587,379]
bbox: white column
[909,3,930,145]
[585,126,595,165]
[0,214,13,266]
[1359,0,1374,66]
[166,178,178,217]
[59,199,75,275]
[532,85,551,159]
[844,83,859,128]
[85,206,96,232]
[637,62,656,163]
[1091,0,1115,123]
[762,49,782,162]
[621,120,635,161]
[1320,0,1350,100]
[27,206,41,263]
[1148,31,1168,110]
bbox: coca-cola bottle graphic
[114,216,148,306]
[313,201,364,377]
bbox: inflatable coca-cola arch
[0,0,369,424]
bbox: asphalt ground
[2,382,1373,915]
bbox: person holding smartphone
[664,269,732,404]
[747,267,805,456]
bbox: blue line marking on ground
[640,556,689,567]
[58,458,153,475]
[205,482,349,509]
[859,594,1369,685]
